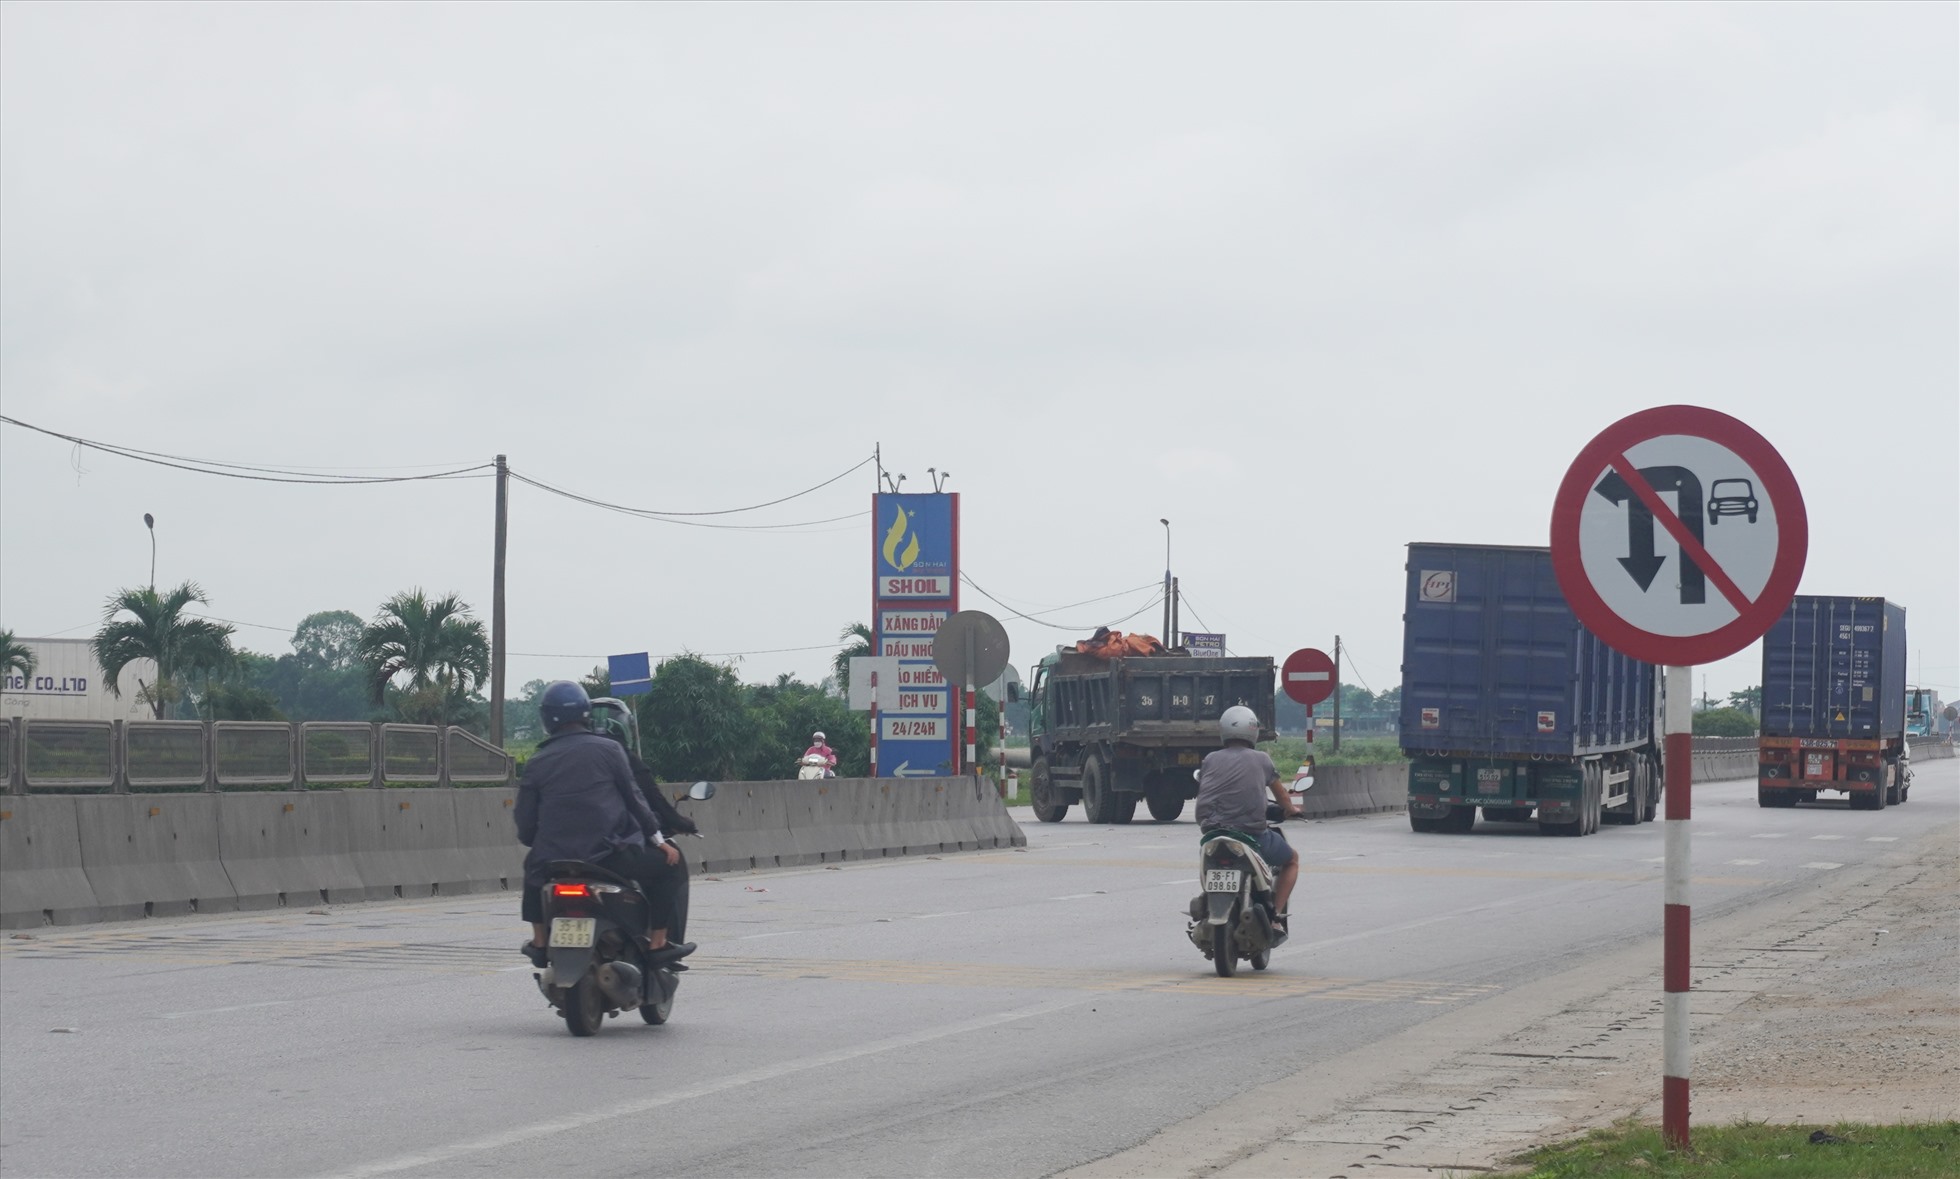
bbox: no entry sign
[1281,648,1336,707]
[1550,405,1806,666]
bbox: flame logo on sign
[882,506,922,571]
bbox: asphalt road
[2,760,1953,1179]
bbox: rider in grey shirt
[1195,706,1303,930]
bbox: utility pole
[1170,577,1180,649]
[1331,634,1343,754]
[490,454,508,748]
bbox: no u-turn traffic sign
[1550,405,1807,666]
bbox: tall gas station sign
[871,493,959,776]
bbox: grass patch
[1500,1119,1960,1178]
[1260,736,1405,775]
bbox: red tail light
[551,883,590,898]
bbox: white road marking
[1642,857,1667,864]
[1866,837,1899,843]
[1750,833,1789,839]
[327,997,1085,1178]
[1727,859,1764,866]
[159,1000,294,1020]
[1809,835,1846,841]
[1050,893,1101,901]
[1160,878,1197,886]
[1804,862,1843,871]
[912,911,970,920]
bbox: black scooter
[534,781,714,1036]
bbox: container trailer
[1758,596,1911,809]
[1400,543,1661,835]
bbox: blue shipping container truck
[1400,543,1661,835]
[1757,596,1913,810]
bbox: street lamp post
[144,513,156,589]
[1160,518,1172,645]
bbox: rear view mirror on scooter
[687,781,716,801]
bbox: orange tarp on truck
[1073,629,1167,659]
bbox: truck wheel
[1642,757,1661,822]
[1410,812,1444,834]
[1443,806,1476,833]
[1146,793,1184,822]
[1081,758,1135,824]
[1029,759,1068,823]
[1884,763,1903,806]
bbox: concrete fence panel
[74,795,236,921]
[0,796,103,928]
[23,720,115,792]
[215,722,297,788]
[125,722,207,790]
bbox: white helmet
[812,731,826,741]
[1219,705,1260,745]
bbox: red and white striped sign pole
[1662,664,1693,1148]
[964,687,978,778]
[868,672,880,777]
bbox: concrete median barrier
[5,771,1027,928]
[0,797,103,928]
[217,794,364,910]
[75,795,237,921]
[341,790,474,899]
[450,788,523,893]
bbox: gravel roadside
[1062,807,1959,1179]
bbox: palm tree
[832,622,874,692]
[357,590,490,725]
[0,630,36,682]
[92,583,238,719]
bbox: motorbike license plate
[548,918,595,949]
[1203,869,1242,893]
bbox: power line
[512,471,870,532]
[508,453,874,519]
[961,571,1164,632]
[0,415,494,484]
[958,575,1159,620]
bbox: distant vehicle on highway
[1708,478,1759,524]
[1758,596,1911,809]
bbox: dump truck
[1400,543,1660,835]
[1758,596,1910,809]
[1026,648,1276,823]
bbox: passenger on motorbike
[589,703,697,942]
[514,681,692,964]
[1195,705,1302,932]
[803,730,838,777]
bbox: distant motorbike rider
[514,681,693,964]
[589,700,697,943]
[803,730,838,777]
[1195,705,1302,933]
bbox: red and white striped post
[964,687,978,779]
[998,698,1009,798]
[869,672,880,777]
[1662,663,1693,1148]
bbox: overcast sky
[3,2,1954,709]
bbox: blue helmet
[539,680,592,734]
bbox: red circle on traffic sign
[1281,648,1337,707]
[1550,405,1807,666]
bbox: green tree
[504,678,550,743]
[640,654,751,781]
[1726,686,1762,716]
[0,629,35,681]
[92,583,237,719]
[200,650,288,721]
[357,590,489,726]
[1692,707,1757,737]
[263,610,373,721]
[831,622,873,693]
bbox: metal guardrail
[3,718,513,793]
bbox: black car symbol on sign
[1708,478,1758,525]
